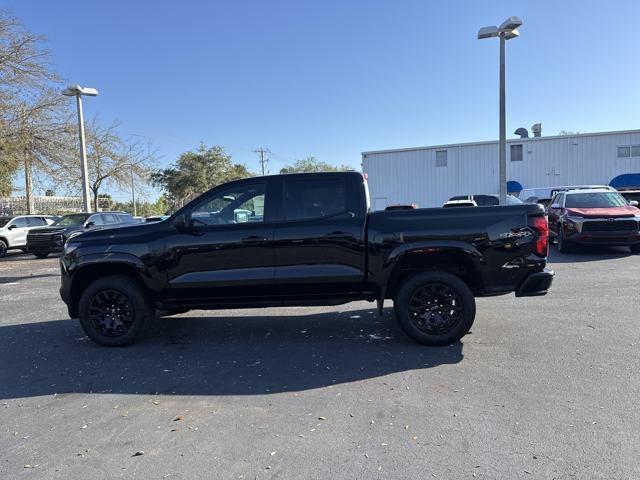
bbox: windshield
[53,214,90,226]
[565,192,628,208]
[0,217,11,228]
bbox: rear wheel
[78,274,154,346]
[33,251,49,259]
[0,240,7,258]
[394,272,476,346]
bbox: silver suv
[0,215,56,257]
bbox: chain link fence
[0,196,111,216]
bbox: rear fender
[377,241,483,313]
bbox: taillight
[529,215,549,257]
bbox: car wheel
[557,225,572,254]
[33,251,49,259]
[394,271,476,346]
[630,245,640,254]
[0,240,7,258]
[78,274,154,346]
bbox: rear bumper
[515,268,554,297]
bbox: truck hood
[565,206,640,218]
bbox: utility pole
[253,148,270,176]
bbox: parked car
[145,215,170,222]
[448,194,522,206]
[617,188,640,205]
[59,172,553,347]
[385,204,417,211]
[442,199,478,208]
[27,211,136,258]
[520,185,615,210]
[547,188,640,253]
[0,215,56,257]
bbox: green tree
[279,156,355,174]
[151,144,252,211]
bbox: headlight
[63,242,79,256]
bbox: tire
[630,245,640,254]
[557,225,572,254]
[394,271,476,346]
[0,240,7,258]
[33,251,50,259]
[78,274,154,346]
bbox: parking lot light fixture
[62,84,99,213]
[477,16,523,206]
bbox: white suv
[0,215,56,257]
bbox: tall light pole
[62,84,99,213]
[122,163,137,216]
[478,16,523,205]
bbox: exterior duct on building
[514,127,529,138]
[531,123,542,137]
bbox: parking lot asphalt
[1,248,639,480]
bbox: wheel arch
[382,242,484,300]
[68,261,148,318]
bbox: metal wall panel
[362,130,640,210]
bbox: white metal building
[362,128,640,210]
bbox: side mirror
[173,213,189,233]
[85,221,95,228]
[7,224,16,230]
[629,200,639,207]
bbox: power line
[253,147,270,176]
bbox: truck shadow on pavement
[0,308,463,399]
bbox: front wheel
[78,274,154,346]
[394,272,476,346]
[557,226,572,254]
[0,240,7,258]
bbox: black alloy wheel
[394,271,476,346]
[87,289,135,337]
[407,283,463,335]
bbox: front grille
[27,233,62,246]
[582,220,638,232]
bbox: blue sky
[7,0,640,200]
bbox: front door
[272,175,366,297]
[7,217,30,247]
[164,180,276,303]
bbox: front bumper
[515,268,554,297]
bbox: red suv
[548,189,640,253]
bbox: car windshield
[565,192,628,208]
[0,217,11,228]
[53,214,90,226]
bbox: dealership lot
[1,250,639,479]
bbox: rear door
[272,174,367,297]
[8,217,30,246]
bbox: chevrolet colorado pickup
[59,172,553,346]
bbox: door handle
[242,235,269,243]
[324,231,354,239]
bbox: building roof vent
[514,127,529,138]
[531,123,542,137]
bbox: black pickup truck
[59,172,553,346]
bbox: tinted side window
[102,214,118,223]
[12,217,29,228]
[284,178,346,221]
[88,214,105,225]
[118,214,134,223]
[27,217,45,227]
[191,183,266,226]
